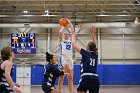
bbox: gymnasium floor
[20,85,140,93]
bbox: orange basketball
[59,18,68,27]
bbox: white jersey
[58,39,73,69]
[60,39,73,57]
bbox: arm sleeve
[51,65,64,77]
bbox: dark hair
[46,52,53,62]
[1,47,13,61]
[88,41,98,53]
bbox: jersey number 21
[90,58,95,66]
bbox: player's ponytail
[46,52,53,63]
[88,41,98,54]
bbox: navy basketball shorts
[42,84,53,93]
[0,85,12,93]
[77,75,100,93]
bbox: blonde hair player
[58,18,74,93]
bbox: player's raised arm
[66,18,75,34]
[58,26,65,41]
[72,32,81,52]
[90,25,96,44]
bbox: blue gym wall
[12,64,140,85]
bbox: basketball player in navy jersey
[58,18,74,93]
[42,52,68,93]
[0,47,22,93]
[72,26,100,93]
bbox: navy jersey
[42,63,64,89]
[80,48,98,74]
[0,63,13,92]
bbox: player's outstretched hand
[64,73,69,76]
[15,83,20,87]
[13,86,22,93]
[90,25,95,33]
[66,18,71,23]
[65,64,69,70]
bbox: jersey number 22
[66,45,71,50]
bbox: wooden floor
[19,85,140,93]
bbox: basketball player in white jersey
[58,18,74,93]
